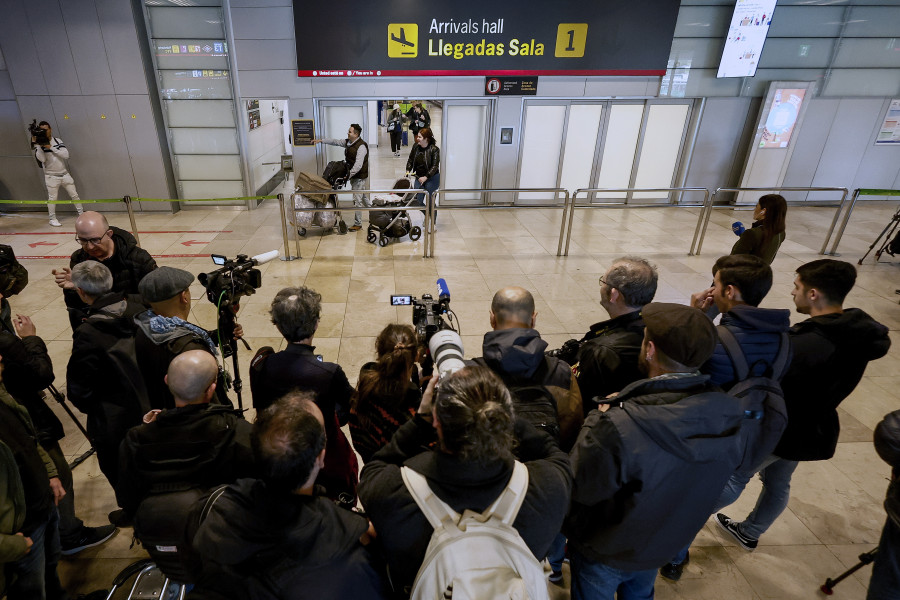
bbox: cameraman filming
[30,121,83,227]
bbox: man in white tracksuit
[32,121,84,227]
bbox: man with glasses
[53,211,157,330]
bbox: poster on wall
[717,0,777,78]
[875,99,900,144]
[759,88,805,149]
[292,0,680,77]
[291,119,315,146]
[248,109,261,131]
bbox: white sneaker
[49,218,61,227]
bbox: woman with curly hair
[349,324,421,463]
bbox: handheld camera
[28,120,50,146]
[392,278,464,378]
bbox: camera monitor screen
[391,295,412,306]
[211,254,226,266]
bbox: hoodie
[875,409,900,528]
[192,478,387,600]
[702,304,792,389]
[566,373,744,571]
[479,328,584,450]
[775,308,891,461]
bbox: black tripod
[45,384,96,470]
[820,547,878,595]
[214,300,251,410]
[858,205,900,264]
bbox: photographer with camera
[553,257,657,416]
[250,286,358,502]
[565,303,745,600]
[134,267,238,411]
[358,365,572,597]
[30,120,84,227]
[53,211,157,331]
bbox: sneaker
[348,224,362,232]
[61,524,117,555]
[548,570,564,585]
[716,513,758,551]
[49,218,61,227]
[108,508,133,528]
[659,551,689,581]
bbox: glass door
[441,99,493,204]
[316,102,368,170]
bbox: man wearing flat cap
[134,266,241,410]
[564,303,747,600]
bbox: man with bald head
[115,350,253,518]
[53,211,156,329]
[476,286,583,449]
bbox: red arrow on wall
[181,240,207,246]
[28,241,58,248]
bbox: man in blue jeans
[715,260,890,553]
[565,303,745,599]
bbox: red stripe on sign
[0,230,233,235]
[18,253,223,260]
[298,69,665,77]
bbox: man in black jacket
[52,211,156,330]
[250,286,356,501]
[192,393,387,600]
[134,267,236,411]
[717,259,891,551]
[116,350,254,517]
[565,303,745,600]
[869,408,900,599]
[67,261,148,491]
[566,256,657,414]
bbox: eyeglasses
[75,231,109,246]
[598,276,608,286]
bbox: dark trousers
[389,129,402,153]
[4,507,68,600]
[42,442,83,544]
[868,516,900,600]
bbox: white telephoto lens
[429,330,465,378]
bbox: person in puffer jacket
[868,409,900,600]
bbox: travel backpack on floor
[717,326,790,472]
[401,461,549,600]
[473,357,561,443]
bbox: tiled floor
[1,127,898,597]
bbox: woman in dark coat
[731,193,788,264]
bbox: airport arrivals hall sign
[294,0,680,77]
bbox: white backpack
[401,461,550,600]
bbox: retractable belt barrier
[562,188,710,257]
[428,189,569,258]
[825,188,900,256]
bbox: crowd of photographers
[0,209,896,600]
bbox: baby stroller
[291,160,349,236]
[367,177,423,247]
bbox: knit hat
[393,103,400,109]
[642,303,717,368]
[139,267,194,303]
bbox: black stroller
[366,177,423,247]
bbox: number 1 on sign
[555,23,587,58]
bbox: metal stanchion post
[277,193,298,261]
[694,190,719,255]
[823,189,856,255]
[689,190,713,256]
[427,191,435,258]
[556,192,569,256]
[563,191,580,256]
[123,196,141,247]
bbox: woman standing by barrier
[406,128,440,219]
[731,194,788,264]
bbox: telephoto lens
[428,330,465,379]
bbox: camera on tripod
[198,253,271,307]
[28,119,50,146]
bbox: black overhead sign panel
[294,0,680,77]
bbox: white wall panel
[0,1,48,96]
[176,155,242,180]
[25,0,81,95]
[559,104,603,196]
[633,104,689,199]
[595,104,643,198]
[234,40,295,70]
[443,104,487,202]
[117,94,172,201]
[685,97,753,193]
[518,104,566,202]
[61,0,115,95]
[171,128,239,154]
[97,0,149,95]
[782,98,839,200]
[230,8,294,39]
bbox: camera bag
[0,245,29,297]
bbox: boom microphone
[436,277,450,301]
[732,222,745,236]
[251,250,280,265]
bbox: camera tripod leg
[859,210,900,265]
[46,384,97,470]
[820,547,877,594]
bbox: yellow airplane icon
[388,24,417,57]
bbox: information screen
[717,0,777,79]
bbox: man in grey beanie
[565,303,747,600]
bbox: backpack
[401,461,549,600]
[717,326,790,472]
[473,357,560,442]
[887,230,900,256]
[322,160,348,186]
[0,245,29,297]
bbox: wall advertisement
[717,0,777,78]
[293,0,680,77]
[760,88,805,149]
[875,99,900,145]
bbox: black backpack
[717,326,790,472]
[887,230,900,256]
[0,245,29,297]
[322,160,348,186]
[474,357,561,442]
